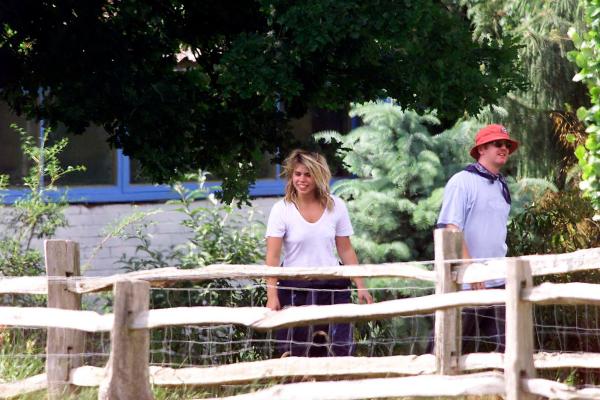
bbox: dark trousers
[427,286,506,354]
[461,304,505,353]
[275,279,353,357]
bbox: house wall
[28,197,279,276]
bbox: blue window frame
[1,103,357,204]
[2,148,286,204]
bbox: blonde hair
[282,149,334,210]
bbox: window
[0,102,37,187]
[49,125,117,186]
[0,101,352,203]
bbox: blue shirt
[437,170,510,288]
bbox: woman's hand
[266,294,281,311]
[357,288,374,304]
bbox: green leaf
[577,106,589,121]
[575,144,587,161]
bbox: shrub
[109,172,267,364]
[568,7,600,217]
[508,189,600,257]
[0,124,83,306]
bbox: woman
[265,149,373,357]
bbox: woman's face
[292,163,316,196]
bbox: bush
[508,188,600,385]
[109,172,267,364]
[568,9,600,217]
[508,189,600,257]
[0,124,83,306]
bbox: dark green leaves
[0,0,525,203]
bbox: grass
[0,328,45,383]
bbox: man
[436,123,519,353]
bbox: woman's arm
[335,236,373,304]
[265,236,283,310]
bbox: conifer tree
[315,101,473,262]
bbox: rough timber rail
[0,236,599,400]
[0,246,599,295]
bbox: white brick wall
[23,197,278,277]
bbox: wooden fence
[0,232,600,399]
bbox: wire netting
[4,264,600,395]
[145,275,436,367]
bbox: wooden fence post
[45,240,84,399]
[433,228,462,375]
[99,280,153,400]
[504,258,536,400]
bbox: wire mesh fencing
[144,276,436,368]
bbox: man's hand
[470,282,486,290]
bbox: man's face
[478,140,513,168]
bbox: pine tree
[315,101,474,262]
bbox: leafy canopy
[460,0,588,185]
[568,0,600,218]
[0,0,526,203]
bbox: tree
[568,0,600,217]
[0,0,526,202]
[315,101,473,262]
[316,101,555,262]
[457,0,588,186]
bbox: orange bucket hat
[470,124,519,160]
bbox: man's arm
[445,224,471,259]
[444,224,484,290]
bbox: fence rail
[1,246,599,296]
[0,235,599,399]
[9,351,600,395]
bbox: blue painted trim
[0,178,362,204]
[1,145,289,204]
[1,179,286,204]
[117,148,127,192]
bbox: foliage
[112,172,267,364]
[507,176,558,216]
[458,0,588,186]
[116,173,265,271]
[168,174,265,268]
[315,101,475,262]
[355,277,434,356]
[0,328,45,382]
[0,124,84,281]
[507,187,600,385]
[316,101,556,264]
[0,0,526,203]
[568,1,600,217]
[507,189,600,257]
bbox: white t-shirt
[265,195,354,267]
